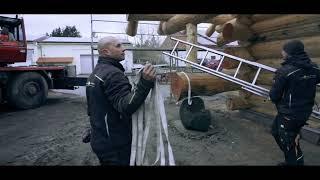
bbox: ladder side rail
[163,52,270,93]
[170,37,277,73]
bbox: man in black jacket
[269,40,320,166]
[86,36,156,165]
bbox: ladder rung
[169,37,277,73]
[252,67,261,85]
[216,56,225,71]
[171,41,180,55]
[200,50,209,66]
[234,61,242,78]
[185,46,194,60]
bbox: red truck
[0,15,87,109]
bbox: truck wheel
[7,72,48,109]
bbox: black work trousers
[271,113,304,166]
[96,145,131,166]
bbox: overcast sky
[1,14,212,45]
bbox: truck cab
[0,15,27,66]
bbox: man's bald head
[97,36,118,53]
[97,36,125,61]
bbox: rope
[130,73,175,166]
[180,72,192,105]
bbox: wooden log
[232,15,253,25]
[249,35,320,59]
[222,47,255,69]
[125,21,138,36]
[127,14,175,21]
[251,71,275,86]
[207,14,234,25]
[248,94,277,117]
[205,24,216,37]
[161,14,216,35]
[250,14,320,34]
[253,21,320,42]
[253,57,320,86]
[186,23,197,64]
[215,24,224,33]
[258,57,320,69]
[216,33,231,47]
[170,72,240,101]
[157,21,165,35]
[226,95,252,110]
[251,14,282,22]
[216,18,253,47]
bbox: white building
[22,36,133,75]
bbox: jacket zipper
[289,94,292,108]
[105,115,110,137]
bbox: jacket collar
[98,56,125,72]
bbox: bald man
[86,36,156,165]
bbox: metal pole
[90,14,95,73]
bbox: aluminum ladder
[162,37,320,119]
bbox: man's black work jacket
[86,57,154,157]
[269,52,320,122]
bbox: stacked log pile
[125,14,320,121]
[208,14,320,118]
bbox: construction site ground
[1,87,320,166]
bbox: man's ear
[103,48,110,55]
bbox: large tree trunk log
[226,94,253,110]
[161,14,216,35]
[205,24,216,37]
[208,14,234,25]
[250,14,320,34]
[157,21,165,35]
[249,35,320,59]
[252,21,320,42]
[125,21,138,36]
[170,72,240,101]
[249,71,275,86]
[127,14,175,21]
[215,24,224,33]
[221,47,255,69]
[257,57,320,69]
[216,18,253,47]
[251,14,282,22]
[227,92,277,116]
[248,94,277,117]
[186,23,197,64]
[232,15,253,25]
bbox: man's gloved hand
[142,63,156,81]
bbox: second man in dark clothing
[269,40,320,166]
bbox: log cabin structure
[125,14,320,132]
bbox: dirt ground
[0,89,320,166]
